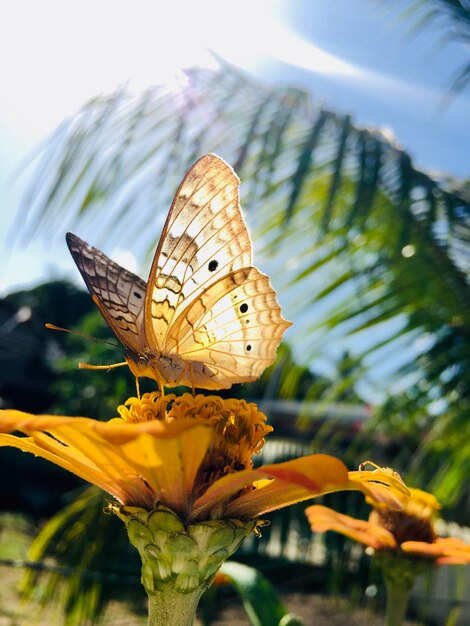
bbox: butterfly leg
[158,381,165,397]
[171,363,196,397]
[189,363,196,398]
[135,376,141,400]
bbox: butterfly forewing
[167,267,291,387]
[66,233,147,355]
[145,154,252,351]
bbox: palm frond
[396,0,470,95]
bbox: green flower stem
[111,504,260,626]
[147,586,203,626]
[375,552,427,626]
[384,576,412,626]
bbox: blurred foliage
[399,0,470,95]
[0,281,89,413]
[20,487,144,626]
[0,280,156,419]
[216,561,297,626]
[48,309,139,419]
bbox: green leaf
[219,561,301,626]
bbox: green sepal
[109,502,259,596]
[375,549,433,587]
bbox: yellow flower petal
[305,505,397,550]
[401,537,470,564]
[304,469,470,569]
[0,410,212,515]
[0,432,120,495]
[0,407,412,531]
[347,467,409,510]
[194,454,349,520]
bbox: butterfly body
[124,347,218,389]
[67,154,290,390]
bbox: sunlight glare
[1,0,365,143]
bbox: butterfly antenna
[46,323,127,373]
[45,323,119,347]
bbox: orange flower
[1,394,412,625]
[306,484,470,565]
[0,392,407,523]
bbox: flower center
[370,509,436,545]
[117,392,272,499]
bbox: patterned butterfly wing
[165,267,292,389]
[144,154,252,352]
[66,232,147,355]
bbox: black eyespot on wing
[208,260,218,272]
[246,344,252,352]
[134,292,142,299]
[240,303,248,313]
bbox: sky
[0,0,468,297]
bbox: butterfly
[67,153,291,391]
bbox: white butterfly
[67,153,291,390]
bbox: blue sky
[1,0,469,296]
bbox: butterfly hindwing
[166,267,292,388]
[145,154,252,351]
[66,232,147,354]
